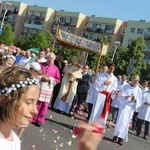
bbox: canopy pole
[51,23,60,52]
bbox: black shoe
[143,135,147,140]
[112,136,117,143]
[35,121,41,127]
[117,138,123,146]
[136,132,140,136]
[131,128,135,131]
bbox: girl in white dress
[0,66,103,150]
[0,66,39,150]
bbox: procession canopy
[56,29,102,54]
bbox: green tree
[140,63,150,81]
[15,36,30,50]
[0,24,14,45]
[106,45,129,75]
[59,46,81,63]
[28,30,48,49]
[15,30,53,50]
[45,30,53,47]
[126,37,146,76]
[86,35,112,71]
[105,37,146,78]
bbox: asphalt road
[21,108,150,150]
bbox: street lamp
[0,1,12,31]
[111,41,121,63]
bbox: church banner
[56,29,101,54]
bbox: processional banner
[56,29,102,54]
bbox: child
[0,54,15,73]
[0,66,103,150]
[0,66,40,149]
[17,62,42,138]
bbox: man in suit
[51,54,65,109]
[70,65,91,117]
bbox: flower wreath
[0,78,39,95]
[2,55,16,61]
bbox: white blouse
[0,130,20,150]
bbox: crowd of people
[0,44,103,150]
[0,43,150,149]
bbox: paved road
[21,108,150,150]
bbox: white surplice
[87,71,117,124]
[54,65,82,113]
[111,81,128,108]
[113,84,142,142]
[138,90,150,122]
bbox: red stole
[100,90,111,119]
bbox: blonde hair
[132,75,140,81]
[0,66,36,127]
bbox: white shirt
[18,56,31,67]
[0,130,20,150]
[93,71,118,93]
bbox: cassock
[138,90,150,122]
[113,84,142,142]
[88,71,117,124]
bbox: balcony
[86,27,104,33]
[24,23,43,29]
[105,29,114,34]
[7,18,17,23]
[144,34,150,40]
[26,15,45,21]
[59,21,76,27]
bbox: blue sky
[11,0,150,21]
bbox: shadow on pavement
[45,118,74,130]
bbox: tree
[105,37,146,78]
[86,35,112,71]
[28,30,49,49]
[126,37,146,77]
[45,30,53,47]
[15,30,53,50]
[140,63,150,81]
[0,24,14,45]
[15,36,30,50]
[58,46,81,63]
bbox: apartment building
[52,10,87,36]
[1,1,150,63]
[122,20,150,63]
[83,15,124,50]
[0,1,28,38]
[23,5,55,37]
[0,1,55,38]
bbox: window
[92,24,100,31]
[60,18,66,25]
[130,28,135,33]
[70,18,77,26]
[137,28,144,34]
[105,25,114,33]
